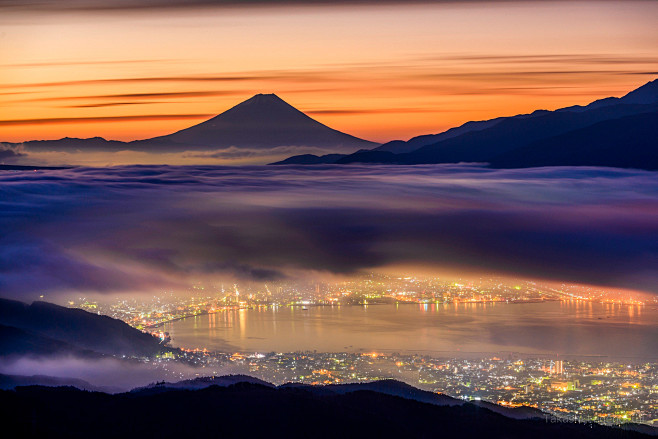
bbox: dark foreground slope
[0,324,101,358]
[1,382,651,439]
[0,373,108,392]
[0,299,168,358]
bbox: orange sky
[1,1,657,144]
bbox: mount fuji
[7,94,377,161]
[138,93,376,151]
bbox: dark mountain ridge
[378,78,658,157]
[374,116,512,154]
[276,79,658,169]
[0,298,168,358]
[0,323,101,358]
[0,373,113,392]
[396,101,658,165]
[490,110,658,169]
[272,153,348,165]
[1,381,653,439]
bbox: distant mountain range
[5,80,657,169]
[128,377,553,422]
[4,94,376,156]
[274,79,658,170]
[0,373,113,392]
[2,379,654,438]
[0,299,169,358]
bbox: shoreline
[144,298,641,329]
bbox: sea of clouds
[1,164,657,299]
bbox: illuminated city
[69,274,652,330]
[66,274,658,428]
[85,347,658,427]
[2,1,657,436]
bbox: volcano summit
[11,94,377,160]
[142,93,376,151]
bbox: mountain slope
[619,79,658,105]
[1,383,651,439]
[374,78,658,157]
[399,102,657,165]
[290,379,465,407]
[329,79,658,168]
[139,93,377,151]
[0,324,101,358]
[133,375,275,392]
[490,111,658,169]
[270,153,348,165]
[12,94,377,156]
[0,299,167,357]
[0,373,110,392]
[374,116,509,154]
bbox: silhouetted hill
[0,324,100,358]
[270,118,509,163]
[337,103,657,166]
[618,79,658,105]
[383,79,658,156]
[7,136,129,152]
[283,379,547,420]
[0,299,168,358]
[374,117,508,154]
[1,382,652,439]
[399,103,657,165]
[490,111,658,169]
[288,379,464,406]
[0,373,111,392]
[138,93,377,151]
[133,374,274,392]
[328,79,658,169]
[270,153,348,165]
[335,149,400,164]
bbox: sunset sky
[1,0,657,144]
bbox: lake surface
[164,301,658,360]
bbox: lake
[164,301,657,360]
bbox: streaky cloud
[0,0,596,13]
[0,114,213,127]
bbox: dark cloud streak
[38,90,240,102]
[0,114,213,127]
[0,0,601,13]
[65,102,154,108]
[307,108,437,116]
[2,76,258,90]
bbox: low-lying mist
[1,164,657,300]
[0,355,234,392]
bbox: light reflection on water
[164,301,657,360]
